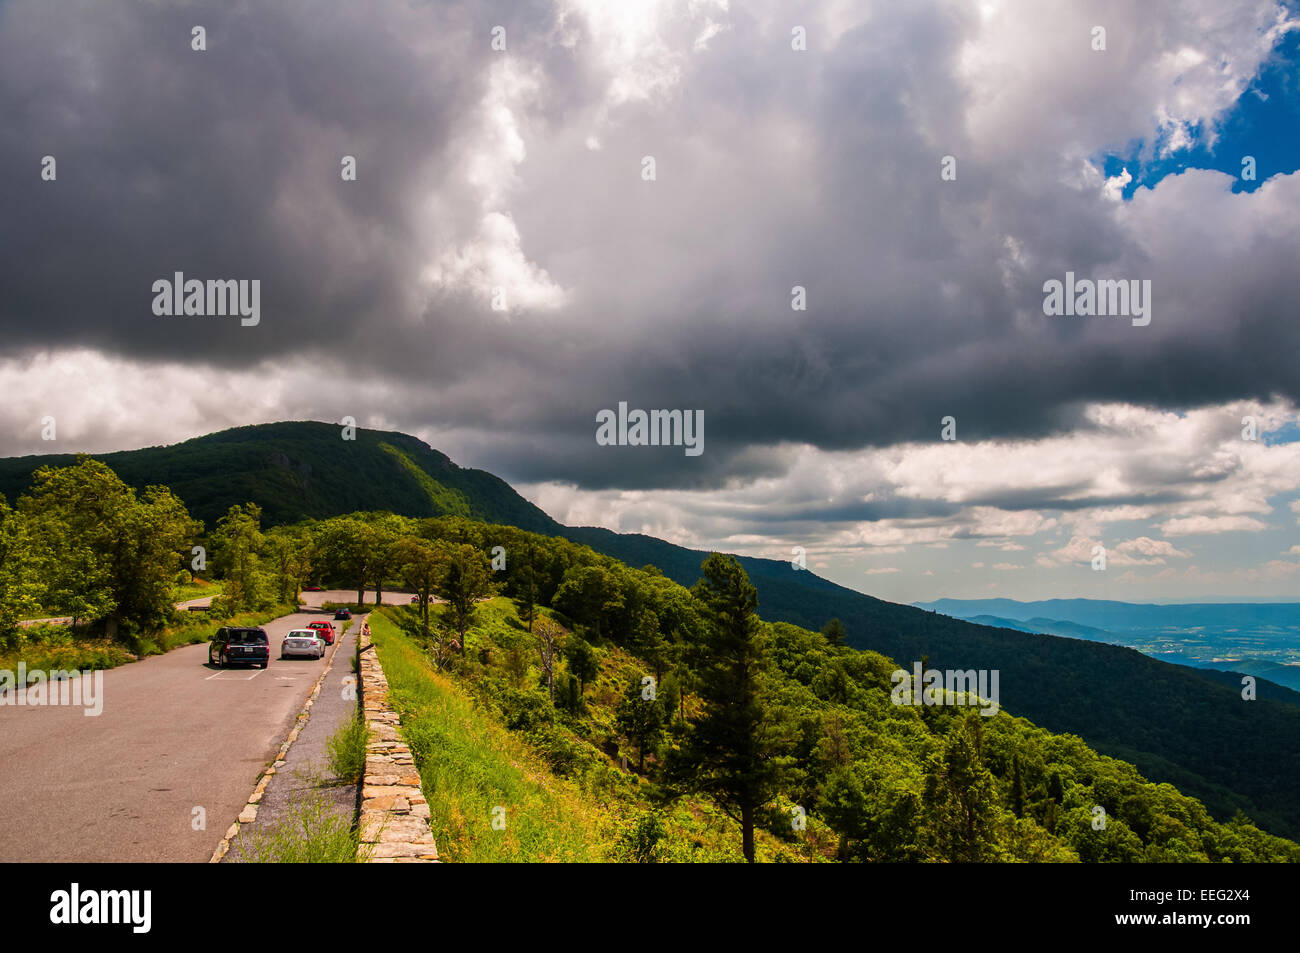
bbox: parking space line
[206,669,268,681]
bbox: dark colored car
[334,608,352,620]
[209,627,270,669]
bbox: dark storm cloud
[2,0,1297,496]
[0,0,540,360]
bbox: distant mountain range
[916,598,1300,694]
[3,421,1300,839]
[914,597,1300,633]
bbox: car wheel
[259,661,268,669]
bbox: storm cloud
[1,1,1299,601]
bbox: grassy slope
[366,604,825,862]
[367,609,613,862]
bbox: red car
[306,620,335,645]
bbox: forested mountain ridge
[0,422,562,533]
[1,422,1297,839]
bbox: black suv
[209,627,270,669]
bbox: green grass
[367,609,615,862]
[378,441,473,516]
[172,575,220,604]
[0,630,135,676]
[327,716,369,784]
[230,789,368,863]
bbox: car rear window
[229,630,268,644]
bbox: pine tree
[668,554,787,862]
[615,678,664,772]
[1011,754,1026,819]
[565,634,599,701]
[1048,771,1065,804]
[925,714,999,862]
[821,617,848,647]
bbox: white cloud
[1102,167,1132,202]
[420,58,567,314]
[1160,515,1270,536]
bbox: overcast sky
[2,0,1299,603]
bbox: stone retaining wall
[358,624,439,862]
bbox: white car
[281,629,327,660]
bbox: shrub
[616,810,666,863]
[326,715,369,784]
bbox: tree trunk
[741,802,755,863]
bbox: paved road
[0,606,352,862]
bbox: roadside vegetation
[319,601,369,613]
[0,603,295,676]
[0,456,318,672]
[368,610,615,862]
[326,715,369,785]
[229,788,368,864]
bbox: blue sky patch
[1098,26,1300,199]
